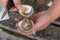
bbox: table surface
[0,25,60,40]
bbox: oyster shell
[18,19,34,32]
[19,5,34,18]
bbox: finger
[13,0,21,9]
[32,11,46,22]
[0,0,8,7]
[35,11,46,19]
[33,13,51,32]
[9,7,17,12]
[32,11,49,34]
[15,18,21,22]
[32,25,36,35]
[36,22,50,31]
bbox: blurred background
[0,0,60,40]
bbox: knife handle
[6,0,14,10]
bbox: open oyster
[18,19,34,32]
[19,5,34,18]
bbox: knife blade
[1,0,14,19]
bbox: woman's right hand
[0,0,21,11]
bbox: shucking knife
[1,0,14,19]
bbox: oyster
[19,5,34,18]
[18,19,34,32]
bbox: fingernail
[32,27,36,35]
[32,31,36,35]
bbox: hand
[32,11,51,34]
[0,0,21,11]
[15,7,60,35]
[15,10,60,35]
[15,11,51,35]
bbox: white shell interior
[47,1,53,6]
[25,5,32,14]
[19,5,34,18]
[17,19,34,32]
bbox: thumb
[0,0,8,7]
[34,13,51,31]
[32,25,36,35]
[13,0,21,9]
